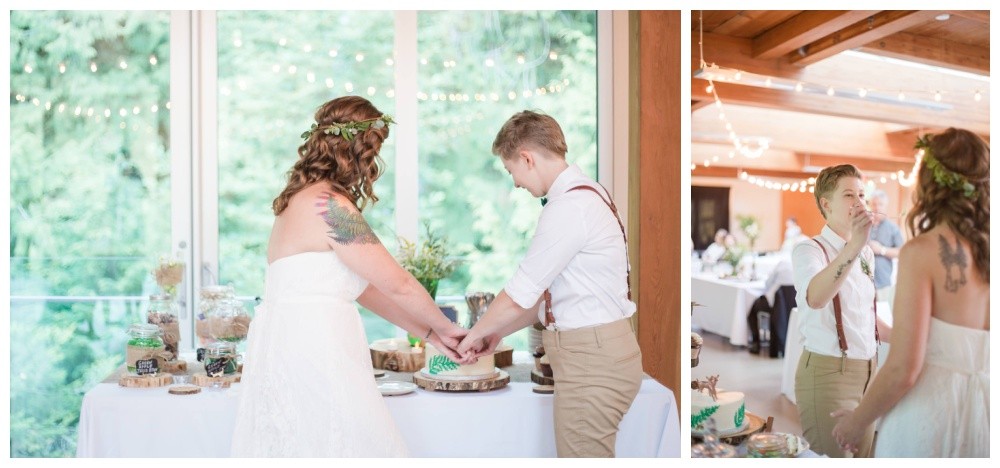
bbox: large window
[9,10,605,457]
[10,11,172,456]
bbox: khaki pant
[542,319,643,458]
[794,350,877,458]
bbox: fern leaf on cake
[692,405,719,428]
[428,355,459,375]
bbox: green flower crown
[915,135,976,199]
[301,114,395,142]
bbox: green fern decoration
[734,402,745,427]
[691,405,719,429]
[428,355,459,375]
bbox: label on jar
[205,359,226,377]
[136,359,159,375]
[196,348,206,362]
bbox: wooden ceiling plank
[859,31,989,75]
[753,10,880,59]
[945,10,989,23]
[789,10,942,67]
[690,80,989,135]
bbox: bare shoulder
[312,190,381,246]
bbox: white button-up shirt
[504,164,636,330]
[791,225,878,360]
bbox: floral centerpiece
[736,214,761,252]
[396,224,460,346]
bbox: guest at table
[701,228,729,264]
[457,110,641,458]
[746,252,795,356]
[832,128,990,457]
[790,164,892,458]
[866,189,904,307]
[781,216,808,252]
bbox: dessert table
[691,273,765,346]
[77,359,679,457]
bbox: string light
[704,79,769,159]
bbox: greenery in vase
[736,214,761,251]
[396,223,460,300]
[720,245,748,270]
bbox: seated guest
[701,228,729,264]
[747,253,795,355]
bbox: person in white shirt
[458,110,641,458]
[701,228,728,264]
[791,164,893,458]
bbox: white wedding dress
[230,251,408,457]
[874,316,989,457]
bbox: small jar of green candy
[204,341,238,376]
[125,323,165,375]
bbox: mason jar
[747,433,791,458]
[125,323,165,376]
[207,298,251,344]
[197,285,235,346]
[146,294,180,360]
[203,341,238,376]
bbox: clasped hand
[425,322,499,365]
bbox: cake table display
[412,344,509,392]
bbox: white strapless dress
[230,251,408,457]
[874,316,989,457]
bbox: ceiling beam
[794,153,915,173]
[859,31,989,75]
[788,10,942,67]
[945,10,989,23]
[690,79,989,135]
[691,166,814,180]
[691,99,713,112]
[753,10,879,59]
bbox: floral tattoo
[317,195,380,245]
[938,234,968,292]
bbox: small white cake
[420,344,498,381]
[691,387,746,434]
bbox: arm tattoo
[833,260,852,281]
[316,195,380,246]
[938,234,968,292]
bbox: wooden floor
[692,331,802,435]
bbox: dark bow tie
[541,197,548,207]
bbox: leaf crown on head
[915,134,976,199]
[301,114,395,142]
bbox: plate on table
[378,381,417,396]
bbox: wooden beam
[859,31,989,75]
[692,166,814,179]
[945,10,989,23]
[789,10,941,67]
[753,10,879,59]
[795,153,916,173]
[690,79,989,135]
[691,99,712,112]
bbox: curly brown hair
[272,96,389,215]
[906,128,990,282]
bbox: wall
[691,176,783,251]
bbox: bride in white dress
[832,128,990,457]
[230,96,469,457]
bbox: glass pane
[9,11,172,457]
[416,11,599,350]
[215,12,397,341]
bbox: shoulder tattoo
[938,234,968,293]
[316,194,380,246]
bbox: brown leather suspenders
[811,238,880,357]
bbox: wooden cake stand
[691,412,766,446]
[413,370,510,392]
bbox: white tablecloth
[781,302,893,403]
[691,274,765,346]
[77,377,679,457]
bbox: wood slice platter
[530,369,555,386]
[370,339,425,372]
[119,372,173,388]
[168,384,202,395]
[532,385,554,394]
[413,370,510,392]
[191,372,242,388]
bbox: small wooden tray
[413,370,509,392]
[191,372,242,388]
[119,372,173,388]
[168,384,202,395]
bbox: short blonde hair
[813,164,863,219]
[491,110,568,160]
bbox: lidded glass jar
[203,341,239,376]
[207,298,251,344]
[747,433,792,458]
[146,293,180,360]
[125,323,165,376]
[197,285,235,346]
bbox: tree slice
[530,369,555,386]
[413,370,510,392]
[191,372,242,388]
[168,384,202,395]
[119,373,173,388]
[370,339,424,372]
[532,385,554,394]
